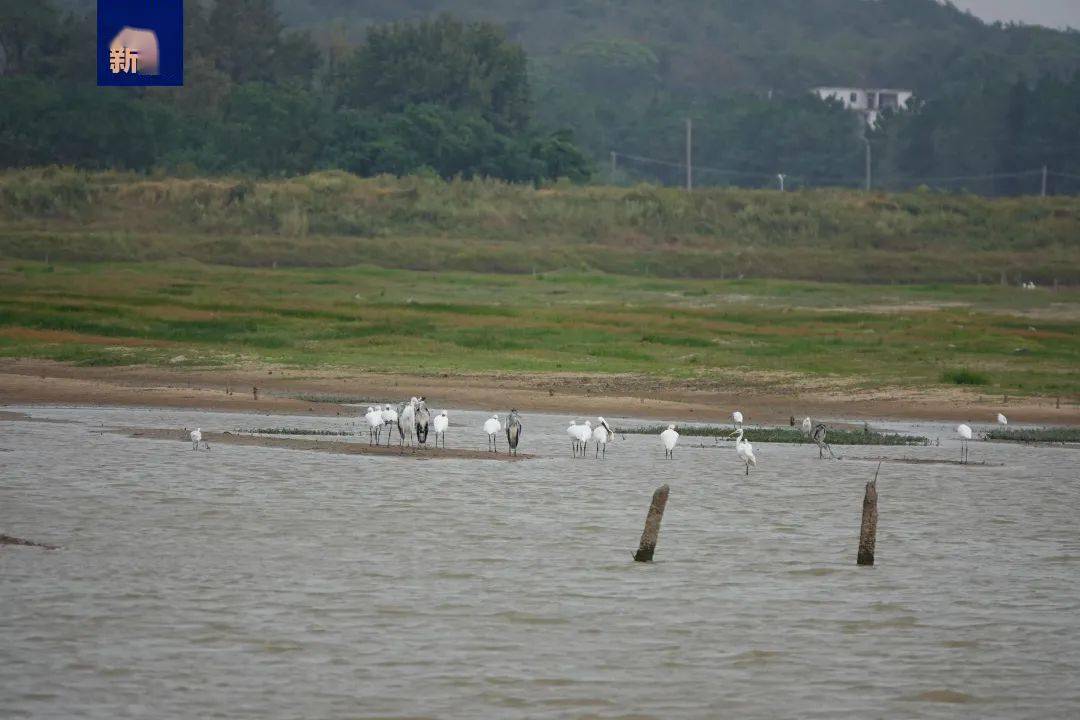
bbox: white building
[812,87,914,127]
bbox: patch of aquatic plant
[616,425,928,446]
[244,427,352,436]
[942,368,990,386]
[984,427,1080,443]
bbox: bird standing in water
[660,424,679,459]
[432,411,448,448]
[190,428,209,451]
[506,410,523,456]
[729,427,756,475]
[592,417,614,458]
[484,414,502,452]
[957,424,973,464]
[812,423,836,459]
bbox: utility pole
[862,136,872,192]
[685,118,693,192]
[1041,165,1048,197]
[610,151,617,179]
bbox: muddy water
[2,406,1079,719]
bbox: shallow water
[2,405,1079,719]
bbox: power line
[610,150,1075,193]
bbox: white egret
[484,414,502,452]
[506,410,523,456]
[432,411,449,448]
[660,424,679,459]
[364,406,382,444]
[730,427,756,475]
[957,424,973,464]
[190,427,207,451]
[732,410,744,428]
[801,416,812,435]
[997,413,1008,426]
[811,423,836,459]
[575,420,593,458]
[567,421,581,456]
[381,404,398,446]
[592,417,614,458]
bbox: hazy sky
[952,0,1080,28]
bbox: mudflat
[2,359,1075,425]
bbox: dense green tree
[205,0,321,84]
[334,15,529,133]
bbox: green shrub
[942,368,989,385]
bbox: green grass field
[1,259,1077,397]
[2,168,1079,284]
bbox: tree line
[2,0,1080,194]
[0,1,591,183]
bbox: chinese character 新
[109,46,139,74]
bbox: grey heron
[506,410,522,456]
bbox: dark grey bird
[414,397,431,446]
[812,423,836,459]
[506,410,522,456]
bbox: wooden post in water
[857,463,881,566]
[634,484,670,562]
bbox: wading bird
[190,428,209,451]
[576,420,593,458]
[484,414,502,452]
[732,410,744,428]
[567,421,581,456]
[432,410,448,448]
[997,413,1008,426]
[397,397,418,448]
[730,427,756,475]
[812,423,836,459]
[660,424,679,459]
[593,417,614,458]
[414,398,431,446]
[364,406,383,444]
[957,424,973,464]
[801,416,813,435]
[506,410,522,456]
[381,404,398,445]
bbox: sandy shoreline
[1,359,1077,425]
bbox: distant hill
[26,1,1080,191]
[275,0,1080,97]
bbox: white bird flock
[186,400,1009,477]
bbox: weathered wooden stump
[857,463,880,566]
[634,484,670,562]
[1,534,58,550]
